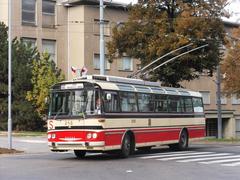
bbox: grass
[0,147,23,154]
[204,137,240,142]
[0,131,46,137]
[195,137,240,144]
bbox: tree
[107,0,227,87]
[222,28,240,96]
[26,53,65,118]
[0,22,43,131]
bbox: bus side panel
[134,128,181,144]
[104,130,125,146]
[188,126,205,139]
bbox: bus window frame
[102,90,121,113]
[137,92,155,113]
[118,91,139,113]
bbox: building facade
[0,0,138,80]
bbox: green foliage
[0,22,44,131]
[222,28,240,96]
[26,53,65,118]
[107,0,227,87]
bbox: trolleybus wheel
[169,129,189,151]
[120,133,131,158]
[74,150,86,159]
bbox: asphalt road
[1,136,240,180]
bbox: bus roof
[54,75,202,98]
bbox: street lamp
[8,0,12,149]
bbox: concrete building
[0,0,138,80]
[1,0,239,138]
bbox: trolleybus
[47,75,205,158]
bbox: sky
[113,0,240,24]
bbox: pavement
[1,136,240,180]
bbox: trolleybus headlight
[52,133,56,139]
[87,133,92,139]
[92,133,98,139]
[48,134,51,139]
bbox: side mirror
[106,93,112,101]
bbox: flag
[81,66,88,75]
[71,66,77,74]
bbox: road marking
[200,157,240,164]
[18,140,47,144]
[157,153,231,161]
[222,162,240,167]
[177,153,234,162]
[137,151,195,159]
[140,152,212,159]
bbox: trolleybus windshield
[49,88,99,118]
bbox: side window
[192,97,204,113]
[155,94,168,112]
[103,91,120,112]
[168,96,184,113]
[138,93,154,112]
[119,92,138,112]
[184,97,193,113]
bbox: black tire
[169,129,189,151]
[74,150,86,159]
[120,133,132,158]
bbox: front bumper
[48,141,105,151]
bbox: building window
[93,19,110,36]
[93,54,111,70]
[200,91,210,105]
[21,37,36,48]
[215,94,227,105]
[22,0,36,25]
[42,0,55,27]
[232,94,240,105]
[42,40,56,63]
[118,57,133,71]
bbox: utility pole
[216,65,222,139]
[99,0,105,75]
[8,0,12,149]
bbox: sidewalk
[0,135,49,154]
[192,139,240,146]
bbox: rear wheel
[169,129,188,151]
[74,150,86,159]
[120,133,132,158]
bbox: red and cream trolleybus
[47,75,205,158]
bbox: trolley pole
[99,0,105,75]
[8,0,12,149]
[216,65,222,139]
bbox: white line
[222,162,240,167]
[18,140,47,144]
[140,152,212,159]
[138,151,196,159]
[156,152,221,161]
[200,157,240,164]
[177,153,233,162]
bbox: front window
[50,92,71,116]
[49,88,98,118]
